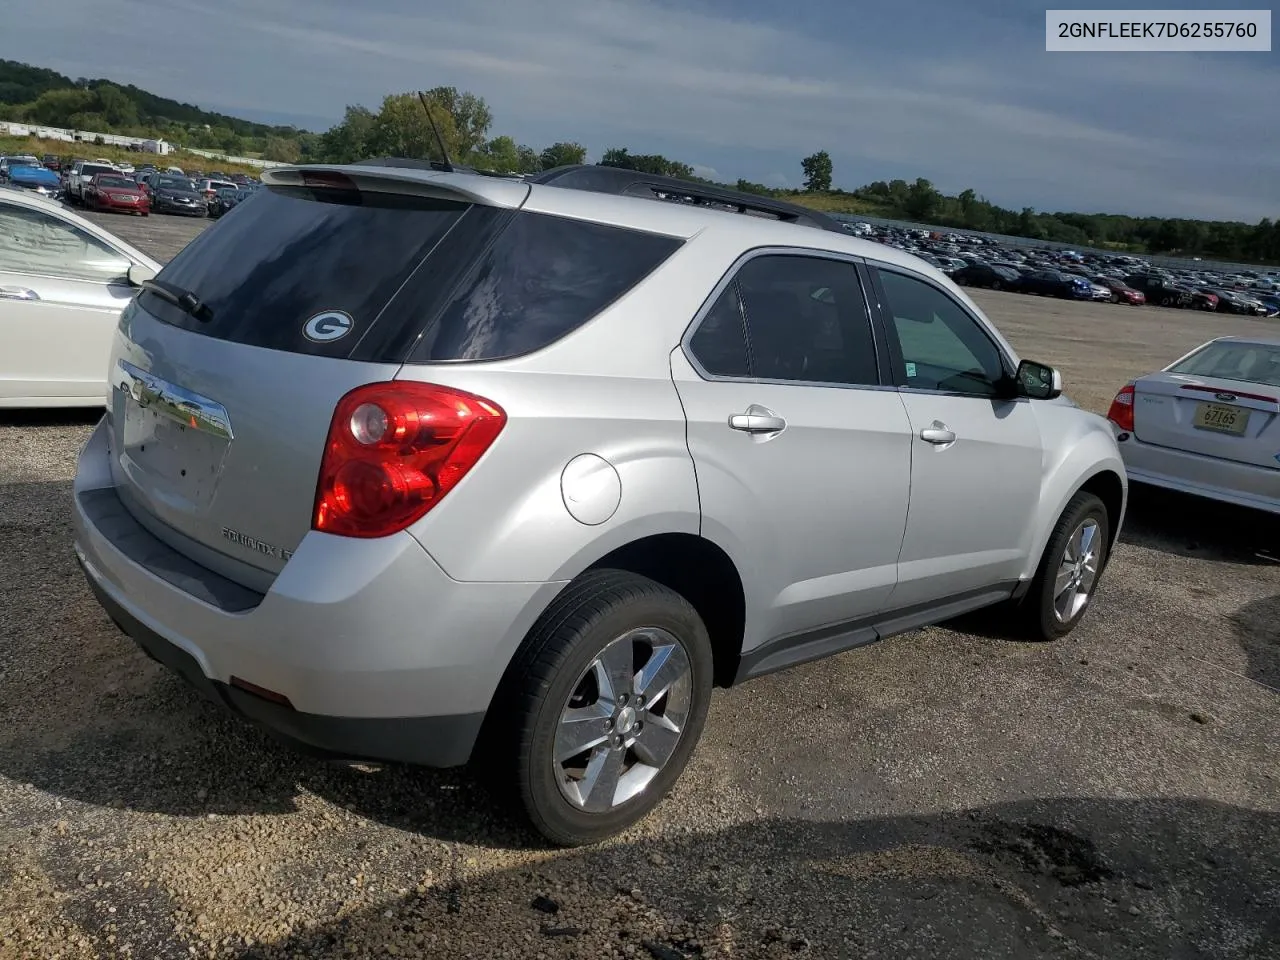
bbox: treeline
[0,59,300,155]
[2,58,1275,263]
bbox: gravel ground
[1,210,1278,960]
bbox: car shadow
[0,478,538,850]
[216,798,1279,959]
[1232,593,1280,692]
[1119,483,1280,566]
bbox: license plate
[1192,401,1249,436]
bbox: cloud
[3,0,1276,220]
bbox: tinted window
[412,212,682,362]
[80,164,115,178]
[687,285,749,377]
[0,202,130,282]
[734,254,879,385]
[877,268,1007,397]
[1169,340,1280,387]
[138,185,468,357]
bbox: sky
[3,0,1278,221]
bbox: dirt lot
[1,210,1278,960]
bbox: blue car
[4,160,62,200]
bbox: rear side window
[411,212,683,362]
[138,186,468,357]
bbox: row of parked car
[0,153,260,219]
[844,222,1280,318]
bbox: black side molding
[733,582,1021,684]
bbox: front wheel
[1017,491,1111,641]
[487,569,714,846]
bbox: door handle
[0,285,40,301]
[728,405,786,434]
[919,421,956,445]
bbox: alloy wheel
[554,627,693,812]
[1053,518,1100,623]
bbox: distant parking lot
[1,211,1278,959]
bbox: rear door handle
[919,421,956,445]
[728,405,787,434]
[0,285,40,301]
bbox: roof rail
[529,164,846,233]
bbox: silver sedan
[1107,335,1280,515]
[0,188,160,408]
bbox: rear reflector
[230,676,294,708]
[1107,384,1135,432]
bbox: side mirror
[1015,359,1063,400]
[127,263,157,287]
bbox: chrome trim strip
[113,359,233,440]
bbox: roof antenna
[417,91,453,172]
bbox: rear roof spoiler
[260,163,530,209]
[530,164,847,233]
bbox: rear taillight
[1107,384,1135,432]
[313,382,506,538]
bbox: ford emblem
[1215,392,1237,402]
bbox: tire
[484,569,714,846]
[1015,491,1110,642]
[991,281,1002,291]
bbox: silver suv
[73,162,1126,845]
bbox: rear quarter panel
[391,235,741,583]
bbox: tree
[478,135,522,173]
[903,178,940,220]
[262,137,301,163]
[539,141,587,170]
[420,86,492,158]
[515,144,541,174]
[318,105,377,163]
[367,92,458,161]
[801,150,832,191]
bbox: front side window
[0,203,130,282]
[876,267,1007,397]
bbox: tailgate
[101,172,529,591]
[108,309,403,589]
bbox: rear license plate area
[1192,401,1249,436]
[121,395,228,503]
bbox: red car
[1093,277,1147,305]
[84,173,150,216]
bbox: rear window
[138,185,469,358]
[137,184,683,364]
[1170,341,1280,387]
[80,164,115,178]
[410,211,683,362]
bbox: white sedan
[0,188,160,407]
[1107,335,1280,515]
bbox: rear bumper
[1117,432,1280,515]
[73,418,565,766]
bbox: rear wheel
[1016,492,1110,642]
[487,570,714,846]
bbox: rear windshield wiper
[140,279,215,323]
